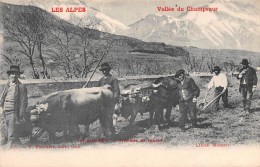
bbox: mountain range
[17,0,128,34]
[119,0,260,52]
[0,1,188,79]
[16,0,260,52]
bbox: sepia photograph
[0,0,260,166]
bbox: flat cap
[175,69,185,78]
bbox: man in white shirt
[208,66,229,111]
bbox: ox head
[30,103,49,121]
[29,103,49,137]
[150,76,180,105]
[142,96,150,103]
[117,87,143,118]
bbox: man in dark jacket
[0,65,28,146]
[175,69,200,130]
[98,62,120,103]
[237,59,258,113]
[98,62,120,133]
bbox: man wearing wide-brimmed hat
[207,66,229,111]
[237,59,258,113]
[0,65,28,146]
[98,62,120,103]
[175,69,200,130]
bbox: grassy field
[13,73,259,148]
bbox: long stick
[82,53,106,88]
[202,91,224,110]
[0,81,9,101]
[199,89,210,107]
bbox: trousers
[2,111,20,145]
[211,87,228,111]
[178,99,196,128]
[240,85,253,110]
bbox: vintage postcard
[0,0,260,166]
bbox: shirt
[98,74,120,100]
[4,82,16,111]
[177,77,200,101]
[208,73,228,90]
[238,68,247,84]
[180,79,186,99]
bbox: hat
[99,62,111,71]
[241,58,249,65]
[175,69,185,78]
[212,66,221,72]
[7,65,21,75]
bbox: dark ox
[118,77,179,128]
[29,85,115,142]
[118,87,151,126]
[148,76,179,128]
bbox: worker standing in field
[175,69,200,130]
[98,62,120,104]
[237,59,258,113]
[0,65,28,147]
[207,66,229,111]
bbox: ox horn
[39,103,49,112]
[152,83,162,88]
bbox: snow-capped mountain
[119,0,260,52]
[17,0,128,34]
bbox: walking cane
[82,53,106,88]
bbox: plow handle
[202,90,225,110]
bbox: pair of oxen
[118,76,179,128]
[26,77,179,143]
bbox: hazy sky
[85,0,212,25]
[0,0,259,25]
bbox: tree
[182,52,206,72]
[32,8,51,79]
[205,52,220,73]
[2,6,38,78]
[47,20,76,78]
[73,22,104,78]
[1,5,52,79]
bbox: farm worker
[175,69,200,130]
[207,66,229,111]
[237,59,258,113]
[0,65,28,147]
[98,62,120,104]
[98,62,120,130]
